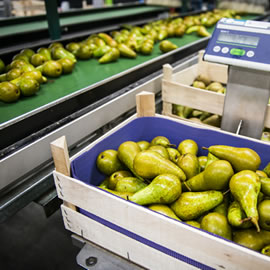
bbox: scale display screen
[217,32,260,46]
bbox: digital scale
[204,18,270,139]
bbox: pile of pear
[173,74,270,140]
[0,43,76,103]
[0,9,240,103]
[96,135,270,256]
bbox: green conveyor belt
[0,6,166,36]
[0,15,256,124]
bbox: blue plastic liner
[70,116,270,269]
[71,116,270,186]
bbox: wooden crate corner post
[136,91,155,117]
[162,64,173,116]
[50,136,76,211]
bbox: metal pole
[44,0,61,40]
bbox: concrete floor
[0,202,82,270]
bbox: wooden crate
[51,92,270,270]
[162,50,270,129]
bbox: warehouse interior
[1,1,270,269]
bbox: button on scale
[213,46,221,52]
[247,50,255,57]
[221,47,229,54]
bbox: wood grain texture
[55,170,270,270]
[136,91,155,117]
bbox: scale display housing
[204,18,270,71]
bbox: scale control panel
[204,18,270,71]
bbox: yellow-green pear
[201,212,232,240]
[136,140,150,151]
[233,229,270,251]
[151,136,175,148]
[198,156,207,171]
[261,245,270,256]
[177,153,200,179]
[133,150,186,181]
[258,200,270,231]
[129,174,181,205]
[148,204,181,221]
[167,148,181,164]
[108,170,131,190]
[170,191,223,220]
[115,177,147,193]
[148,145,169,159]
[178,139,198,155]
[230,170,261,231]
[206,145,261,172]
[185,220,201,228]
[264,162,270,177]
[261,177,270,196]
[96,149,124,176]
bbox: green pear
[117,141,144,181]
[177,139,198,155]
[115,177,147,193]
[184,160,234,191]
[233,229,270,251]
[98,178,109,189]
[200,112,212,121]
[0,58,5,74]
[212,194,229,216]
[230,170,261,231]
[205,152,219,168]
[197,26,211,37]
[148,204,181,221]
[93,45,111,58]
[202,115,221,127]
[136,140,150,151]
[0,81,20,102]
[177,153,200,180]
[10,59,28,69]
[37,47,52,61]
[96,149,124,176]
[99,48,120,64]
[159,40,178,53]
[108,170,132,190]
[261,245,270,256]
[76,44,92,60]
[6,68,22,81]
[191,110,203,118]
[134,150,186,181]
[129,174,181,205]
[51,47,76,62]
[206,82,223,92]
[150,136,175,148]
[198,156,207,171]
[65,42,81,55]
[185,220,201,228]
[48,42,63,50]
[167,148,181,164]
[264,162,270,177]
[148,145,169,159]
[256,170,268,178]
[12,53,30,63]
[118,43,136,58]
[57,58,75,74]
[20,48,35,59]
[192,80,206,89]
[170,191,223,220]
[258,200,270,231]
[201,212,232,240]
[261,177,270,196]
[227,201,253,229]
[30,53,47,67]
[19,78,39,96]
[100,187,133,200]
[206,145,261,172]
[196,74,211,85]
[38,60,62,78]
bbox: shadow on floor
[0,202,82,270]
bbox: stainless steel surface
[76,238,144,270]
[221,66,270,139]
[0,54,198,191]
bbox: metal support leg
[44,0,61,40]
[221,66,270,139]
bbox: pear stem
[202,146,209,150]
[251,217,260,232]
[183,181,192,192]
[240,217,251,223]
[168,144,176,148]
[222,189,230,196]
